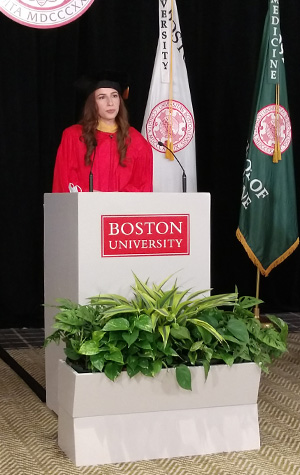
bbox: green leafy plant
[45,274,288,390]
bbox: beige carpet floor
[0,334,299,474]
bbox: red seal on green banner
[253,104,292,155]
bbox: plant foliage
[45,274,288,390]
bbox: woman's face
[94,87,120,124]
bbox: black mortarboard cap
[75,70,129,99]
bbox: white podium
[44,192,210,414]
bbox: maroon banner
[101,214,190,257]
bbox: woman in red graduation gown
[52,72,153,193]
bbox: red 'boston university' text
[101,214,190,257]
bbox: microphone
[89,147,97,192]
[157,141,187,192]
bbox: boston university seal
[253,104,292,155]
[146,99,195,153]
[0,0,94,29]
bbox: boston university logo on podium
[0,0,94,29]
[101,214,190,258]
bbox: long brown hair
[79,92,130,166]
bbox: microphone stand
[89,172,93,193]
[89,147,97,192]
[157,141,186,192]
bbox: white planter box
[58,359,261,466]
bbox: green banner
[236,0,299,276]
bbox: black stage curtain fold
[0,0,299,327]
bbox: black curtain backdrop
[0,0,299,327]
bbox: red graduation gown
[52,124,153,193]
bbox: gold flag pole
[254,266,272,327]
[166,0,174,160]
[255,82,280,326]
[254,267,260,319]
[255,82,279,320]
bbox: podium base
[57,360,261,466]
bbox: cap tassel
[122,86,129,100]
[165,139,174,161]
[273,83,281,164]
[273,140,281,164]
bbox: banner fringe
[236,228,299,277]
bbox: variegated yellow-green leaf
[134,314,152,332]
[79,340,100,355]
[188,319,224,343]
[102,318,130,331]
[158,325,170,347]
